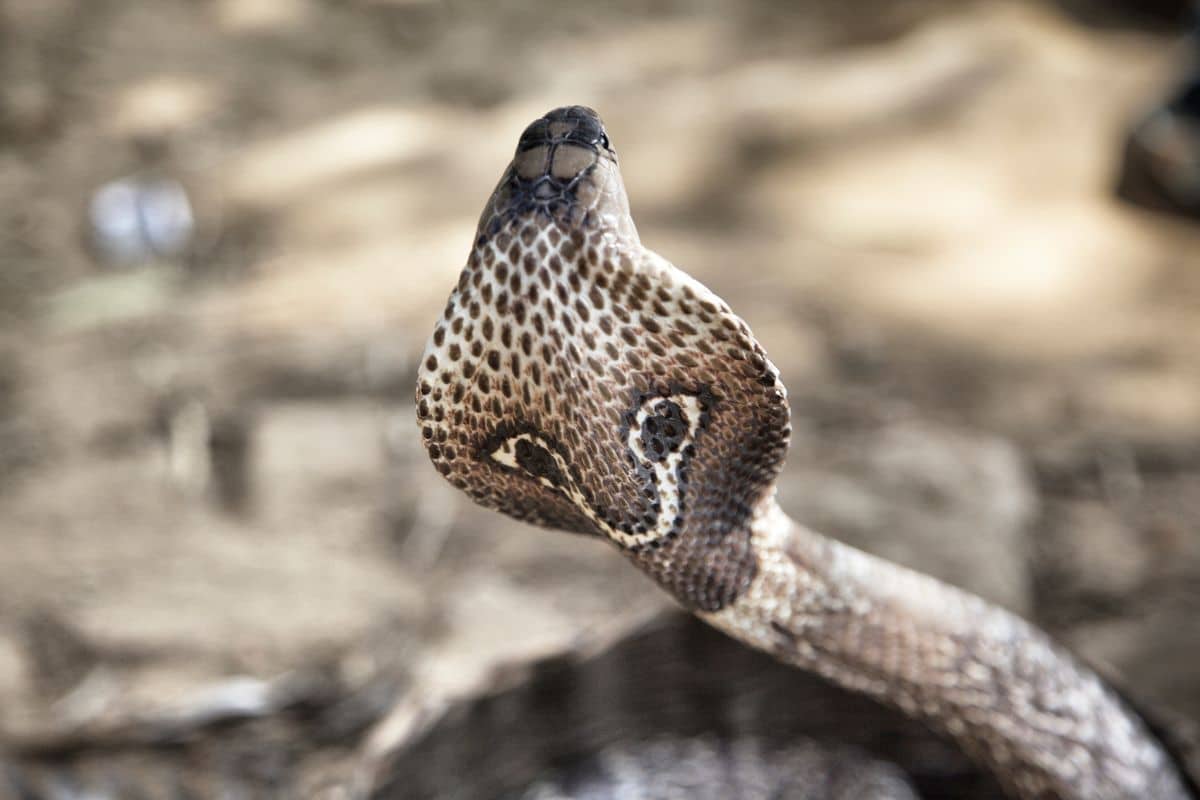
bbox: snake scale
[411,105,1200,800]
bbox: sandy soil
[1,0,1198,792]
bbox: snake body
[370,612,1007,799]
[415,105,1196,799]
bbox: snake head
[417,106,791,611]
[475,105,635,243]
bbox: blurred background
[1,0,1199,794]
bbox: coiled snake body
[415,106,1197,800]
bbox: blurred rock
[1116,85,1200,220]
[87,173,196,268]
[19,610,100,702]
[1039,499,1152,600]
[781,419,1037,613]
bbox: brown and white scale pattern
[416,105,1197,800]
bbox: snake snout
[517,105,610,153]
[497,106,628,233]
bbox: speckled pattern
[416,106,1196,799]
[417,105,790,612]
[706,504,1194,800]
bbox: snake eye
[598,132,610,150]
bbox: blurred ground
[1,0,1199,792]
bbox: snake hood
[417,105,791,613]
[416,106,1198,800]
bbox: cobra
[416,105,1197,800]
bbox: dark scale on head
[418,106,790,613]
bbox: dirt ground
[1,0,1199,794]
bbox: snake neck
[698,502,1191,800]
